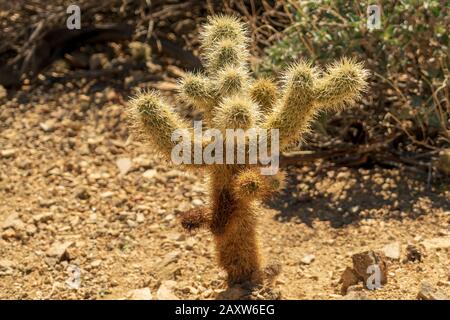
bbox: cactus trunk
[209,167,261,284]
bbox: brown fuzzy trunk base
[209,167,262,284]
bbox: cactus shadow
[267,165,449,228]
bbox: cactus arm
[178,72,214,111]
[249,78,278,115]
[263,61,319,148]
[314,58,369,110]
[128,91,203,166]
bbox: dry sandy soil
[0,79,449,300]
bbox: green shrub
[256,0,449,147]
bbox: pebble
[46,241,74,262]
[100,191,115,198]
[116,158,132,175]
[381,242,401,260]
[142,169,157,180]
[156,281,179,300]
[0,259,15,276]
[405,244,422,262]
[417,282,449,300]
[1,149,16,158]
[33,212,54,224]
[192,199,203,206]
[422,237,450,250]
[300,254,315,265]
[340,267,361,295]
[1,213,25,230]
[136,213,145,223]
[128,288,153,300]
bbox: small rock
[184,238,196,250]
[39,119,56,132]
[1,229,17,240]
[1,213,25,230]
[405,244,422,263]
[422,237,450,250]
[160,251,181,267]
[128,287,153,300]
[142,169,157,180]
[1,149,16,158]
[90,260,102,268]
[39,199,56,208]
[0,259,15,276]
[352,250,388,288]
[167,232,185,242]
[156,281,179,300]
[46,241,74,262]
[136,213,145,223]
[381,242,401,260]
[132,155,153,169]
[33,212,54,224]
[75,187,90,200]
[176,201,190,212]
[182,286,199,295]
[100,191,115,198]
[417,282,449,300]
[300,254,315,265]
[26,224,37,236]
[127,219,137,228]
[340,267,361,295]
[116,158,132,175]
[192,199,203,207]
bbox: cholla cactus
[128,15,368,286]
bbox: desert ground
[0,82,449,300]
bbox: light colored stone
[1,213,25,230]
[156,281,179,300]
[417,282,449,300]
[422,237,450,250]
[136,213,145,223]
[116,158,132,175]
[300,254,315,265]
[39,119,56,132]
[46,241,74,261]
[0,259,15,276]
[142,169,157,180]
[192,199,203,206]
[1,149,16,158]
[33,212,54,224]
[128,287,153,300]
[381,242,401,260]
[100,191,115,198]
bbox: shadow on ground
[268,165,449,228]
